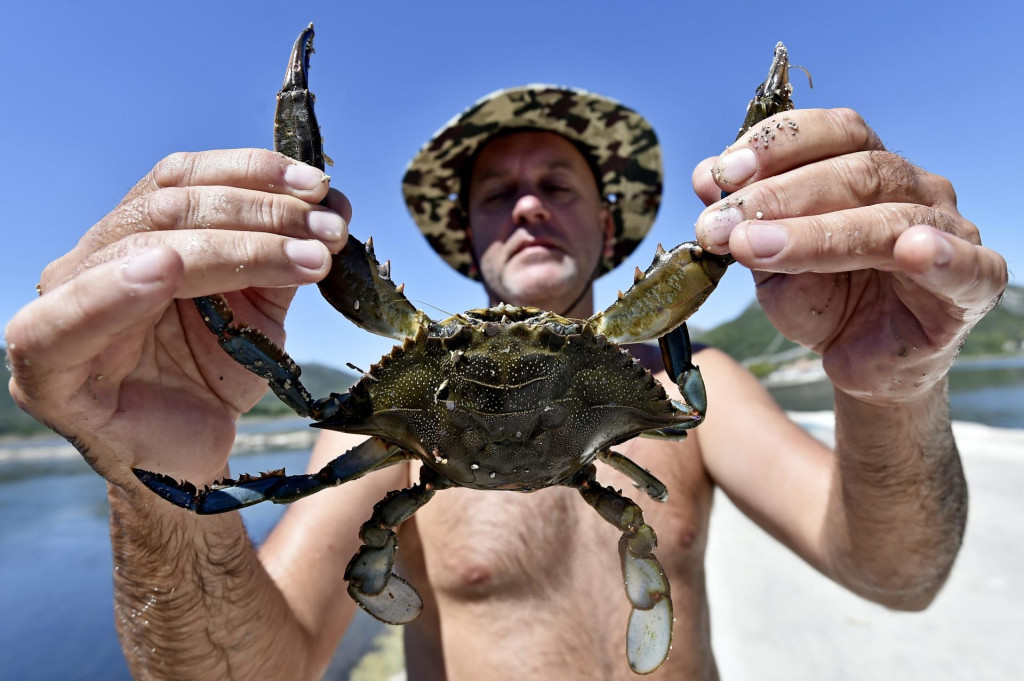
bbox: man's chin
[495,267,579,309]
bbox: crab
[129,25,801,676]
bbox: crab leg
[191,24,428,415]
[279,27,430,341]
[190,24,331,399]
[132,437,411,514]
[590,242,732,346]
[568,464,672,675]
[345,466,452,624]
[193,295,344,420]
[597,450,668,502]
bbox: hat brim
[402,85,662,280]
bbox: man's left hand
[693,107,1008,404]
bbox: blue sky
[2,0,1022,371]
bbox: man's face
[466,131,612,312]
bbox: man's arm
[5,148,370,679]
[688,108,1004,607]
[693,349,965,609]
[108,488,315,679]
[107,430,406,680]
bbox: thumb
[6,247,183,422]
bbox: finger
[893,225,1008,321]
[6,247,182,410]
[77,231,333,298]
[324,187,353,225]
[691,156,721,206]
[710,108,886,192]
[696,151,965,253]
[68,185,349,263]
[723,203,971,275]
[120,148,331,207]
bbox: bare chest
[404,433,712,601]
[397,435,716,679]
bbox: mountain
[694,301,801,363]
[694,284,1024,363]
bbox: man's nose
[511,193,550,225]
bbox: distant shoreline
[0,417,319,464]
[2,412,1021,465]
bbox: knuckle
[923,173,958,209]
[142,187,188,230]
[904,205,963,238]
[826,108,873,149]
[835,152,884,203]
[869,150,922,199]
[152,151,196,188]
[250,191,293,230]
[746,179,790,219]
[958,218,981,246]
[243,148,278,181]
[39,256,69,291]
[116,230,161,259]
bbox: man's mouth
[510,239,562,259]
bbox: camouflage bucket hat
[402,85,663,280]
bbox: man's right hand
[5,148,350,490]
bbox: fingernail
[745,224,788,258]
[284,163,326,191]
[308,210,345,242]
[699,206,744,247]
[714,148,757,186]
[284,239,328,270]
[932,231,954,267]
[122,249,167,284]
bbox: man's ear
[600,208,616,261]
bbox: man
[5,84,1007,680]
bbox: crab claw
[274,23,329,171]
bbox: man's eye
[483,188,512,204]
[544,183,573,196]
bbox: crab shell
[315,305,691,491]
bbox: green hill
[695,284,1024,363]
[694,300,801,362]
[957,284,1024,355]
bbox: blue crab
[134,26,795,674]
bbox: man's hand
[5,148,350,487]
[693,108,1007,404]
